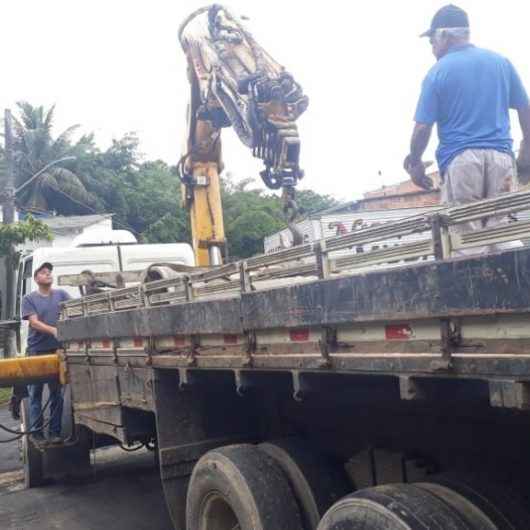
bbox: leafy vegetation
[0,388,11,405]
[0,216,52,267]
[4,103,338,258]
[11,102,96,213]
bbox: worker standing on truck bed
[404,4,530,254]
[22,262,70,444]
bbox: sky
[2,0,530,203]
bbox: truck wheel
[186,444,303,530]
[432,473,530,530]
[317,483,470,530]
[20,398,44,488]
[414,482,496,529]
[259,438,351,530]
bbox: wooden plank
[59,298,243,341]
[242,247,530,330]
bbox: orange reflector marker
[223,334,239,345]
[385,324,413,340]
[289,329,310,342]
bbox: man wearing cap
[21,262,70,443]
[405,5,530,253]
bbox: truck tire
[186,444,303,530]
[414,482,496,529]
[317,483,471,530]
[432,473,530,530]
[20,398,44,488]
[259,438,351,530]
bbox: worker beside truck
[21,262,69,444]
[405,4,530,253]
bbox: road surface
[0,405,173,530]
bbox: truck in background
[13,229,194,352]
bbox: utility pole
[1,109,17,358]
[3,109,16,225]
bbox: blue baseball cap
[421,4,469,38]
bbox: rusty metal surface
[59,298,242,342]
[242,248,530,329]
[60,248,530,341]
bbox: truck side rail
[61,189,530,320]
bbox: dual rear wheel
[185,441,530,530]
[186,439,351,530]
[317,475,530,530]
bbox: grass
[0,388,11,405]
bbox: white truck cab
[15,230,194,353]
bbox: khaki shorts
[442,149,521,256]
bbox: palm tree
[12,102,96,213]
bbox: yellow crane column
[188,161,226,267]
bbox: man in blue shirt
[22,262,70,444]
[405,5,530,253]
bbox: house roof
[41,214,112,232]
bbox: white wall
[22,218,113,252]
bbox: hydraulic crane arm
[177,5,309,265]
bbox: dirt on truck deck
[0,404,173,530]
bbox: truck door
[15,256,33,353]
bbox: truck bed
[58,189,530,439]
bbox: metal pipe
[208,245,223,266]
[0,354,63,387]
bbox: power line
[47,184,141,237]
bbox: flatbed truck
[44,189,530,529]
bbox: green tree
[0,216,52,267]
[12,102,96,213]
[221,176,285,259]
[7,102,340,259]
[295,189,338,215]
[227,209,284,258]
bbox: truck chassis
[58,190,530,529]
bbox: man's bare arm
[28,314,57,339]
[518,104,530,141]
[404,122,434,189]
[517,105,530,178]
[409,122,433,163]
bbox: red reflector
[223,334,239,345]
[174,336,185,347]
[102,339,111,349]
[133,337,144,348]
[289,329,310,342]
[385,324,413,340]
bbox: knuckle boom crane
[177,4,309,265]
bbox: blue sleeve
[414,71,439,124]
[21,295,37,320]
[507,59,529,110]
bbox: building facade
[264,179,441,254]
